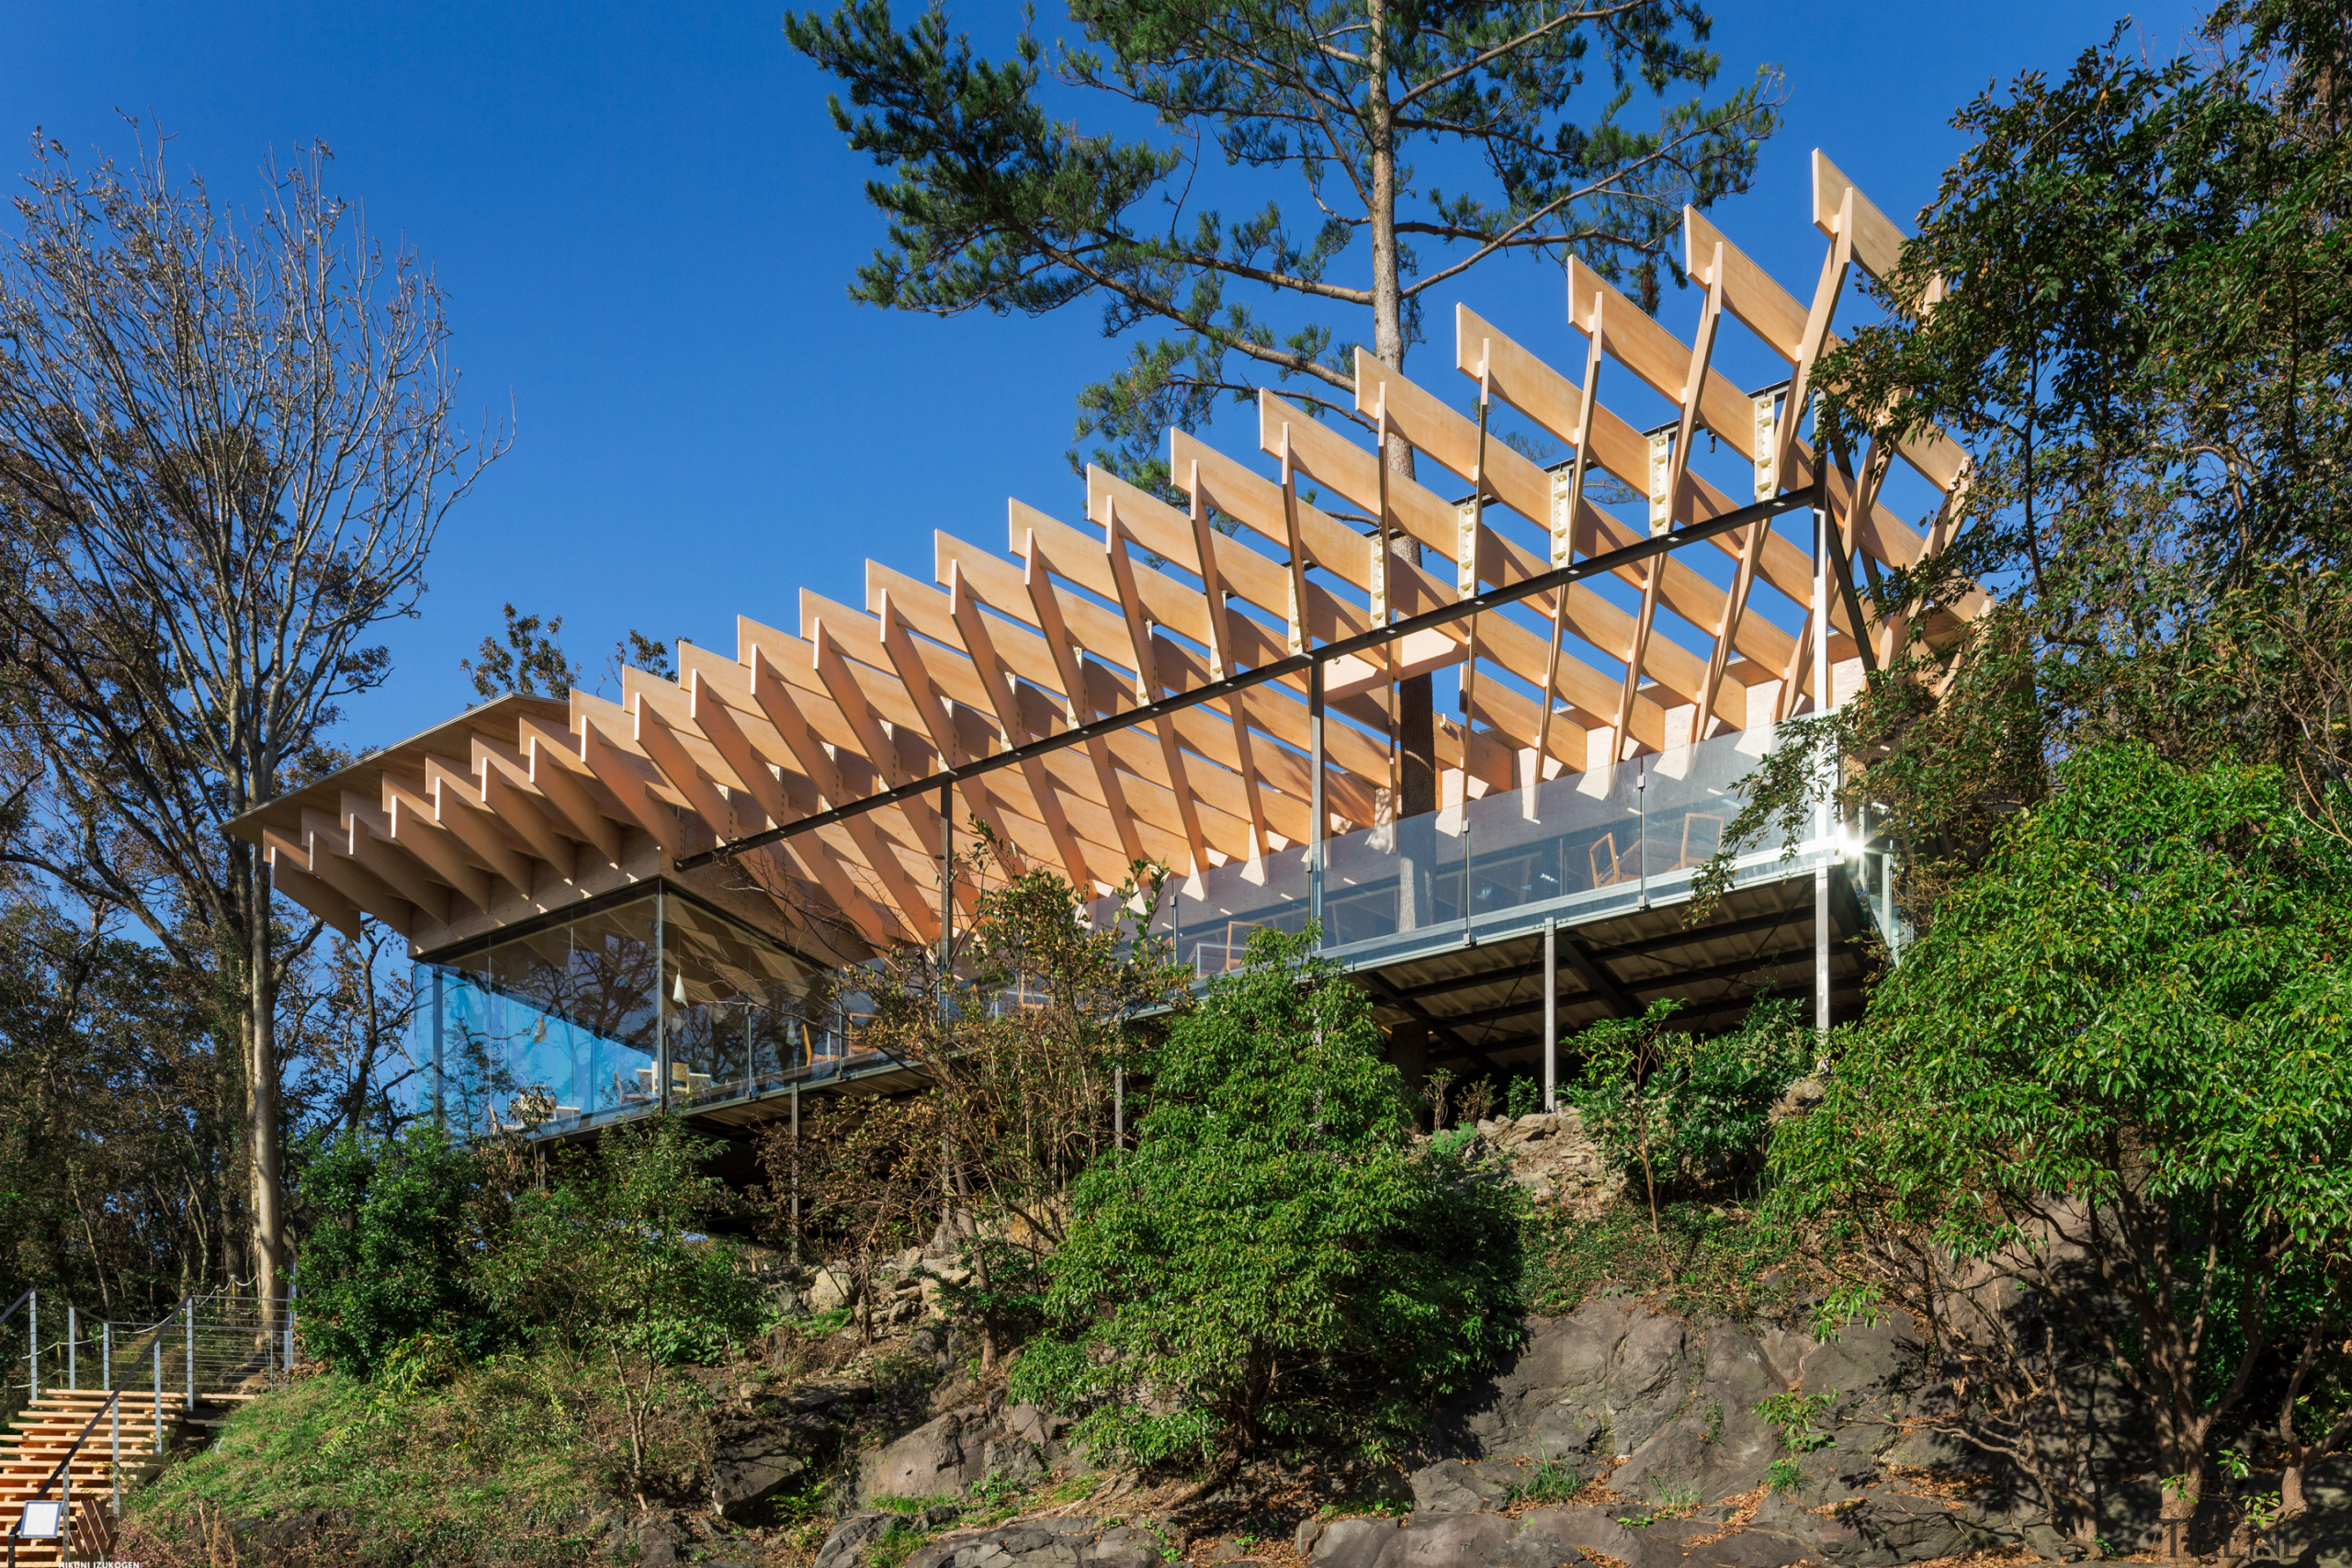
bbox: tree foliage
[300,1118,765,1389]
[297,1123,507,1381]
[1773,745,2352,1549]
[1566,992,1807,1228]
[761,851,1188,1356]
[1699,0,2352,925]
[1012,929,1520,1466]
[785,0,1777,490]
[0,891,230,1321]
[0,127,500,1314]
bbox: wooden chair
[1672,812,1724,872]
[1589,833,1633,888]
[632,1063,718,1099]
[1194,919,1261,974]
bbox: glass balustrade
[1158,726,1809,975]
[413,885,849,1137]
[416,728,1818,1138]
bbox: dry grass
[1678,1483,1768,1547]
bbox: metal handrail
[5,1292,202,1563]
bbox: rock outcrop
[1463,1111,1623,1215]
[813,1513,1173,1568]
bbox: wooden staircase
[0,1388,193,1564]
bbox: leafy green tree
[1699,1,2352,923]
[1012,929,1520,1467]
[476,1118,768,1506]
[297,1123,507,1380]
[1567,992,1807,1240]
[1772,745,2352,1555]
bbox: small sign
[16,1500,62,1539]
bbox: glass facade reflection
[414,885,855,1136]
[420,729,1826,1138]
[1093,728,1816,978]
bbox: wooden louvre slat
[221,160,1984,965]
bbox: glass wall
[413,885,842,1136]
[419,730,1826,1135]
[1147,727,1814,977]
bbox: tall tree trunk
[1364,0,1437,817]
[243,852,283,1327]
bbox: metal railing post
[1544,919,1558,1113]
[102,1322,110,1388]
[111,1392,120,1517]
[152,1338,162,1454]
[184,1298,195,1408]
[1636,759,1650,908]
[28,1290,36,1400]
[66,1303,75,1391]
[285,1280,297,1383]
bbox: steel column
[1543,919,1558,1112]
[1308,657,1326,931]
[1814,488,1833,1051]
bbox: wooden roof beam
[295,807,422,933]
[514,717,628,866]
[315,804,450,928]
[946,560,1101,890]
[743,639,945,943]
[423,756,539,897]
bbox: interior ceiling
[228,150,1978,976]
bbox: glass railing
[1160,727,1813,978]
[420,728,1822,1137]
[414,886,914,1140]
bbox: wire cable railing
[2,1290,300,1562]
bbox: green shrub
[1504,1077,1543,1120]
[296,1123,507,1380]
[478,1117,769,1365]
[1567,994,1809,1202]
[1012,928,1521,1465]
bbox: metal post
[111,1392,120,1517]
[1636,759,1650,908]
[152,1338,162,1453]
[27,1292,35,1400]
[431,966,447,1127]
[1462,818,1475,944]
[1308,658,1326,938]
[937,782,955,1010]
[1543,919,1558,1112]
[285,1279,297,1380]
[184,1299,195,1409]
[1814,489,1833,1052]
[102,1322,110,1389]
[656,889,672,1112]
[789,1082,802,1265]
[66,1303,74,1391]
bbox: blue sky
[6,0,2203,752]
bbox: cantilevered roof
[227,152,1978,967]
